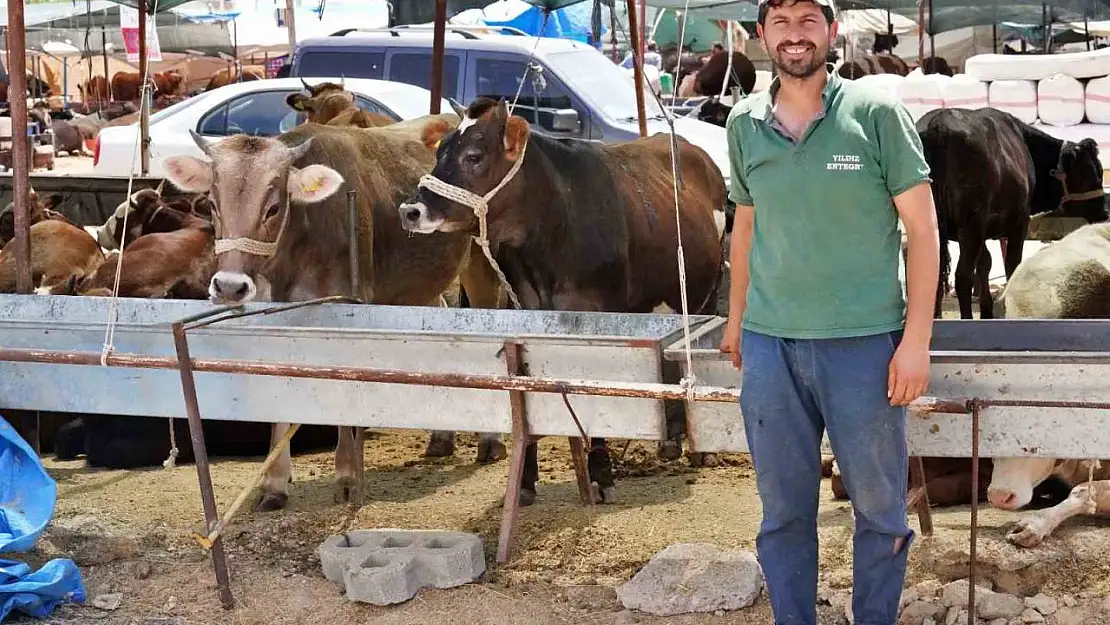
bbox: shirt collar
[749,62,840,121]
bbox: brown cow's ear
[421,118,452,152]
[163,155,214,193]
[503,116,530,162]
[288,164,344,204]
[286,93,312,112]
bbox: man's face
[757,1,837,79]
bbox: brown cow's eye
[265,203,280,220]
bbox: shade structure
[482,0,609,43]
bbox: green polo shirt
[725,64,931,339]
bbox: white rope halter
[212,196,291,258]
[415,140,529,309]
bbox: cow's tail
[692,213,729,316]
[921,119,952,295]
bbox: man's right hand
[720,320,742,370]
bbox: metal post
[430,0,446,115]
[7,0,32,295]
[285,0,297,50]
[138,0,150,176]
[496,341,528,564]
[625,0,647,138]
[917,0,925,66]
[102,26,110,104]
[346,189,365,501]
[993,22,998,54]
[928,0,935,60]
[1086,15,1091,51]
[967,401,982,623]
[172,322,235,609]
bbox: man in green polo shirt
[718,1,940,623]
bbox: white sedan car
[92,77,453,178]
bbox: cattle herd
[1,50,1110,550]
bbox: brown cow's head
[161,130,344,304]
[399,98,530,234]
[286,79,356,125]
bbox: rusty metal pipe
[7,0,32,294]
[625,0,648,138]
[172,323,234,609]
[347,190,359,298]
[138,0,150,176]
[429,0,446,114]
[968,400,981,622]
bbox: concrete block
[317,529,486,605]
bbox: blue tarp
[0,418,85,622]
[482,1,609,45]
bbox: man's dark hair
[757,0,836,27]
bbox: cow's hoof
[255,492,288,512]
[423,437,455,458]
[333,476,362,505]
[820,456,836,478]
[688,452,719,468]
[657,440,683,461]
[519,488,537,507]
[589,481,617,505]
[477,438,507,464]
[1007,517,1049,548]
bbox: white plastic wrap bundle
[1085,75,1110,124]
[1037,73,1086,126]
[941,74,989,109]
[897,70,948,121]
[852,73,904,101]
[989,80,1039,123]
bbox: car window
[298,51,385,79]
[353,95,400,121]
[474,57,576,132]
[197,90,301,137]
[388,52,460,100]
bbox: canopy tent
[464,0,610,44]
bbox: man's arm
[721,110,754,369]
[875,98,938,404]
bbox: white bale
[897,70,949,121]
[1085,75,1110,124]
[989,80,1039,123]
[965,47,1110,81]
[852,73,905,102]
[941,73,989,109]
[1037,73,1086,126]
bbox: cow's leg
[424,430,456,458]
[975,241,994,319]
[1007,479,1110,548]
[1002,226,1026,278]
[586,437,617,504]
[333,425,361,503]
[520,439,539,506]
[477,432,507,463]
[257,422,294,511]
[953,232,982,319]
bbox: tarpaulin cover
[0,418,85,622]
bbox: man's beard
[770,40,827,79]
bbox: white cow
[986,221,1110,547]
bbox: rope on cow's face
[212,194,292,259]
[415,139,529,311]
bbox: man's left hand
[888,340,930,406]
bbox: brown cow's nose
[987,489,1017,509]
[210,272,253,303]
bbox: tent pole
[430,0,446,115]
[285,0,297,50]
[1086,15,1091,51]
[992,22,998,53]
[626,0,647,138]
[101,24,110,106]
[139,0,150,176]
[928,0,935,59]
[6,0,31,295]
[917,0,925,66]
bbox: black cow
[398,97,727,505]
[693,51,757,98]
[917,107,1107,319]
[54,414,340,470]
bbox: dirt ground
[21,426,1110,625]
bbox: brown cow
[0,220,103,293]
[286,79,394,128]
[152,69,186,98]
[110,71,143,102]
[204,65,266,91]
[79,75,110,104]
[48,203,215,299]
[399,98,726,505]
[159,118,504,511]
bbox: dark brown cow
[286,79,394,128]
[0,187,72,247]
[693,51,757,97]
[79,75,110,104]
[110,71,143,102]
[399,98,726,505]
[204,65,266,91]
[160,116,503,511]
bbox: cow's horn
[300,78,313,92]
[189,129,214,157]
[155,178,166,195]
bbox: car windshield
[543,49,666,123]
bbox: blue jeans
[739,329,914,625]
